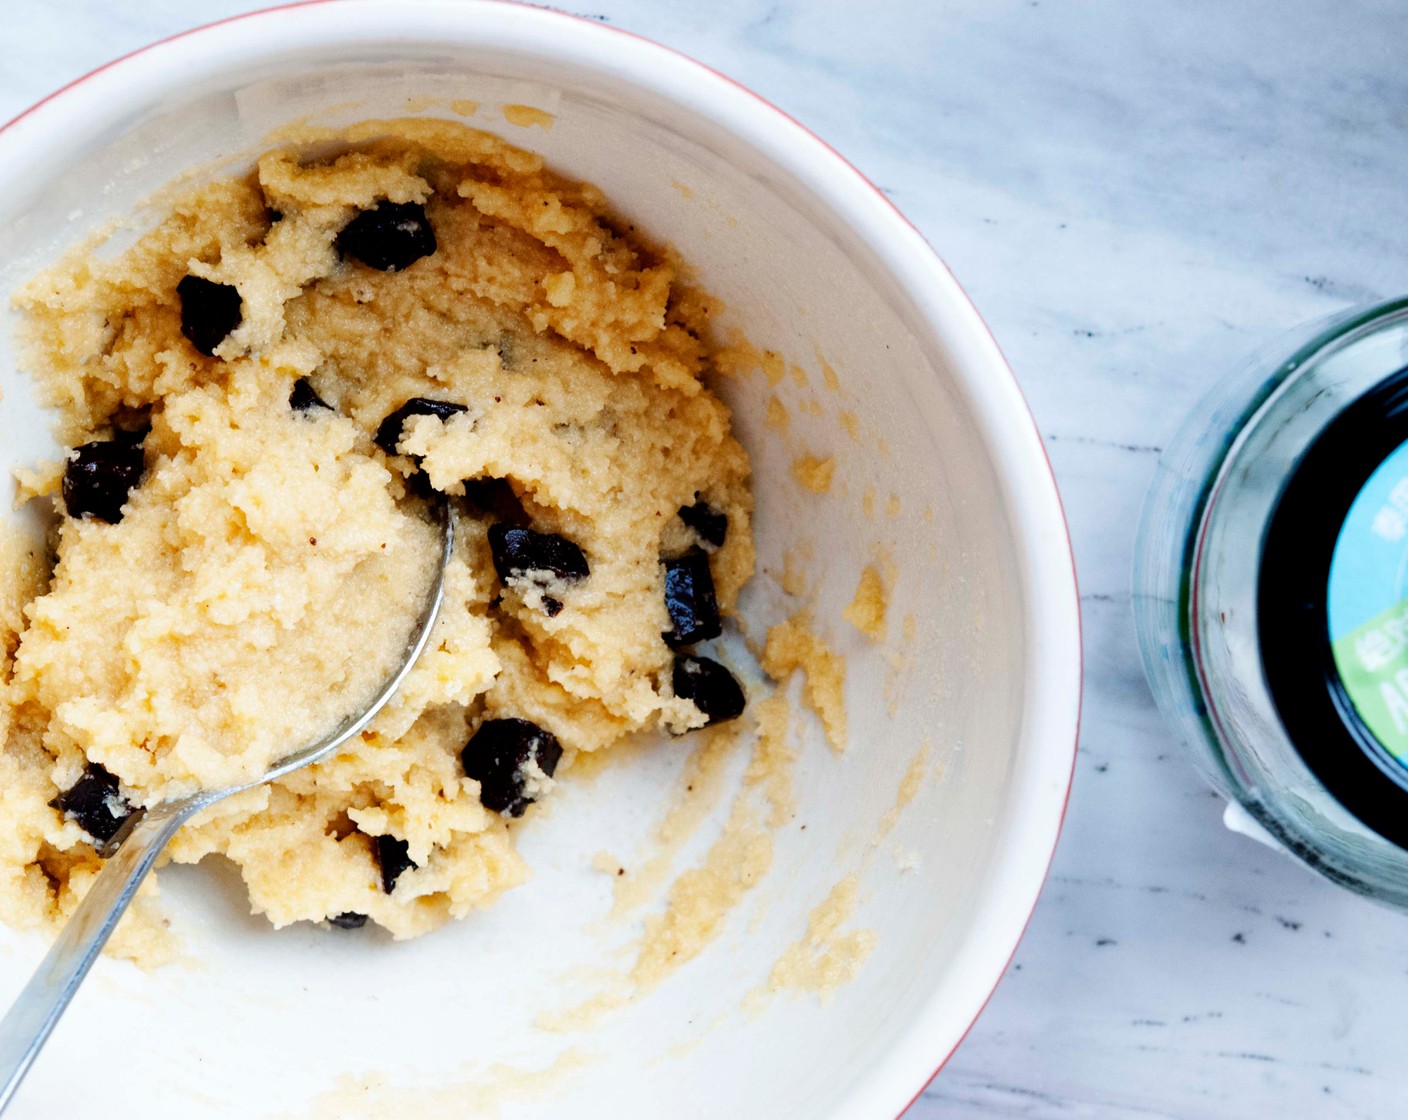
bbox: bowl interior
[0,7,1067,1118]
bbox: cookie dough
[842,564,889,641]
[1,119,755,951]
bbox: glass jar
[1135,297,1408,906]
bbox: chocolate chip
[462,478,527,525]
[488,525,589,584]
[63,438,146,523]
[177,275,242,356]
[374,835,417,893]
[673,655,746,725]
[50,763,133,845]
[663,547,721,648]
[374,398,468,455]
[462,718,563,817]
[337,201,436,272]
[289,378,332,412]
[679,500,727,548]
[268,209,284,224]
[329,912,368,929]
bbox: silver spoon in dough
[0,500,455,1112]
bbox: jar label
[1328,439,1408,763]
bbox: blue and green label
[1328,440,1408,765]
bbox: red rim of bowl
[0,2,1083,1114]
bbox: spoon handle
[0,801,192,1113]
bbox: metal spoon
[0,500,455,1112]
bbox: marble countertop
[5,0,1407,1116]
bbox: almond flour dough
[0,119,754,953]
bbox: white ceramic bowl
[0,3,1080,1116]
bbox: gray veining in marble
[5,1,1408,1116]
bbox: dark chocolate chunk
[374,834,417,893]
[662,547,721,648]
[337,201,436,272]
[462,718,563,818]
[177,275,242,356]
[679,500,728,548]
[672,655,746,725]
[62,438,146,523]
[462,478,527,525]
[374,398,468,456]
[50,763,133,845]
[329,912,368,929]
[289,378,332,412]
[488,525,589,585]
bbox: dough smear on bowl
[0,119,755,955]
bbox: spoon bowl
[0,499,455,1113]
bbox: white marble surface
[5,0,1408,1116]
